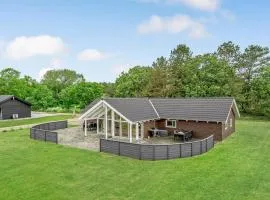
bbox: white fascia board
[225,99,240,123]
[134,118,159,123]
[225,103,233,124]
[79,100,103,120]
[103,100,132,124]
[233,99,241,118]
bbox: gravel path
[57,127,101,151]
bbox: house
[0,95,31,120]
[79,97,240,141]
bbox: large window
[166,119,176,128]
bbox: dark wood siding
[1,99,31,120]
[143,119,223,141]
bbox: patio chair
[183,130,193,141]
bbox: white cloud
[37,59,64,81]
[173,0,220,12]
[137,0,220,12]
[38,67,54,81]
[50,58,63,67]
[0,40,5,57]
[77,49,106,61]
[5,35,66,60]
[111,64,133,77]
[137,14,209,39]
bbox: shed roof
[81,97,240,123]
[0,95,31,106]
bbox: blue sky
[0,0,269,82]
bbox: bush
[41,106,80,114]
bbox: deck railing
[100,135,214,160]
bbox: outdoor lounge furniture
[148,128,168,137]
[174,129,193,141]
[83,122,97,131]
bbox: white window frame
[12,114,19,119]
[230,118,233,128]
[166,119,176,128]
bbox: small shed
[0,95,31,120]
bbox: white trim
[136,123,139,141]
[225,100,240,124]
[140,122,144,139]
[84,119,87,136]
[148,99,160,118]
[105,106,108,139]
[97,112,105,119]
[79,100,103,120]
[166,119,177,128]
[119,117,122,137]
[106,119,128,123]
[233,99,241,118]
[225,103,233,124]
[103,100,132,123]
[111,110,115,137]
[134,118,159,123]
[97,118,99,134]
[129,122,132,143]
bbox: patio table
[149,129,168,137]
[174,131,185,141]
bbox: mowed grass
[0,115,72,128]
[0,119,270,200]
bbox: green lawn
[0,115,72,128]
[0,119,270,200]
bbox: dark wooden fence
[100,135,214,160]
[30,121,68,144]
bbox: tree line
[114,41,270,117]
[0,41,269,117]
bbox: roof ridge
[103,97,149,99]
[102,97,235,100]
[149,97,234,100]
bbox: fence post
[167,145,169,160]
[191,143,193,157]
[99,139,101,152]
[200,140,202,154]
[153,145,155,161]
[33,129,35,139]
[139,144,142,160]
[56,132,58,144]
[179,144,181,158]
[118,141,121,156]
[44,131,47,142]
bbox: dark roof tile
[104,98,158,122]
[82,97,238,123]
